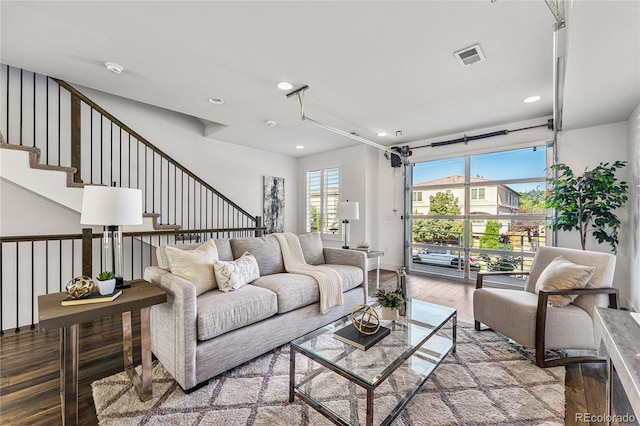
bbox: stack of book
[61,290,123,306]
[333,323,390,351]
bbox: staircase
[0,64,262,333]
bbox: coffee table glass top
[291,298,456,387]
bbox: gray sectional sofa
[144,232,368,391]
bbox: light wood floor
[0,270,634,425]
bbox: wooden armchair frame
[475,271,619,368]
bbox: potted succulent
[96,271,116,295]
[374,288,406,320]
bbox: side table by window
[354,249,385,289]
[38,279,166,425]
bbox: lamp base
[342,245,350,249]
[115,277,130,290]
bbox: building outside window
[305,166,340,236]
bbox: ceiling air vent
[454,44,486,67]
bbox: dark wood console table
[38,280,166,425]
[594,307,640,423]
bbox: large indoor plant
[546,161,628,254]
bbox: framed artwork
[263,176,285,234]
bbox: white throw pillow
[534,256,596,307]
[165,240,219,296]
[214,251,260,292]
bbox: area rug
[92,323,565,425]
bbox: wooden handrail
[0,227,267,244]
[52,78,255,220]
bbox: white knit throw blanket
[274,232,343,314]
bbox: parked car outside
[413,248,480,270]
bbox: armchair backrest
[525,246,616,316]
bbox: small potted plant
[96,271,116,295]
[374,288,406,320]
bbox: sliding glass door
[409,145,549,286]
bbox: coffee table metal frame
[289,299,456,426]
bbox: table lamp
[80,186,143,289]
[337,201,359,249]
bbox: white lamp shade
[80,186,143,226]
[337,201,359,220]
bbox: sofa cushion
[196,285,277,340]
[213,238,234,261]
[252,273,319,314]
[230,235,284,276]
[251,265,363,314]
[156,239,233,269]
[164,240,219,296]
[534,256,595,307]
[214,251,260,292]
[297,232,325,265]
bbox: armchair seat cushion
[252,265,364,314]
[196,285,277,341]
[474,288,596,350]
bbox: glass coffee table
[289,299,456,425]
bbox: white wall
[74,85,299,232]
[0,179,81,235]
[297,144,379,249]
[556,121,632,307]
[627,104,640,312]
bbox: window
[306,166,340,235]
[471,188,486,200]
[410,144,549,282]
[413,192,423,202]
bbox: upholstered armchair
[473,246,619,367]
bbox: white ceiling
[1,1,638,158]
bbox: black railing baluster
[46,76,49,163]
[159,156,163,220]
[57,84,61,165]
[174,164,177,224]
[15,242,19,333]
[152,151,155,213]
[45,242,49,293]
[59,240,62,292]
[100,114,104,184]
[119,127,123,187]
[144,145,148,211]
[110,122,113,186]
[31,241,35,330]
[5,65,9,143]
[19,69,23,146]
[32,72,36,148]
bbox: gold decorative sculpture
[66,276,95,299]
[350,304,381,335]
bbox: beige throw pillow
[165,240,219,296]
[214,251,260,292]
[534,256,596,307]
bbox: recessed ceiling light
[296,145,304,149]
[523,96,541,103]
[208,97,225,105]
[276,81,293,91]
[377,132,388,137]
[105,62,124,74]
[265,120,276,127]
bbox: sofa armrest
[143,266,199,390]
[323,248,368,301]
[476,270,530,289]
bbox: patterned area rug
[92,323,565,425]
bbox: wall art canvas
[263,176,285,234]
